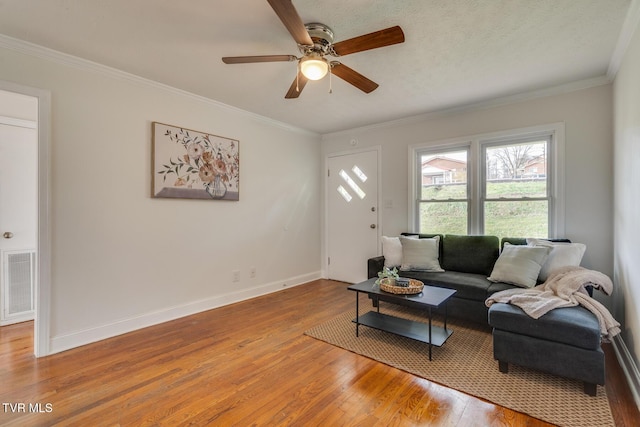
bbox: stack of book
[395,278,410,287]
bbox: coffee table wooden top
[348,277,456,309]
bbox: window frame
[414,145,471,235]
[408,123,565,237]
[480,135,552,237]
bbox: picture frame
[152,122,239,200]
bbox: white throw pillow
[488,243,551,288]
[399,236,444,272]
[381,236,403,268]
[526,238,587,281]
[381,235,418,267]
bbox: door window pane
[339,169,365,199]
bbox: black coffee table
[347,277,456,360]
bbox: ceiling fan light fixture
[300,54,328,80]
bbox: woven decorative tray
[379,278,424,295]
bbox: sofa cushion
[399,270,493,301]
[501,237,571,249]
[488,303,601,350]
[487,281,518,296]
[500,237,527,248]
[440,234,499,276]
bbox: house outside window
[410,123,565,239]
[417,150,469,235]
[482,138,550,238]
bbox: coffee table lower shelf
[353,311,453,347]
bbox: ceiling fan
[222,0,405,98]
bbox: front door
[327,149,379,283]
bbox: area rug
[305,304,614,427]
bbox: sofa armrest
[368,256,385,279]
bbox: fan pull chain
[296,61,301,92]
[329,65,333,94]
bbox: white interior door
[0,121,37,325]
[327,150,379,283]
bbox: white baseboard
[0,312,34,326]
[612,335,640,412]
[48,271,322,355]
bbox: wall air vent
[1,250,35,325]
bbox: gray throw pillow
[488,243,551,288]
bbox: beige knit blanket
[485,266,621,340]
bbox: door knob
[370,224,376,229]
[3,232,14,239]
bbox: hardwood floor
[0,279,638,426]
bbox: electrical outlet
[232,270,240,282]
[250,267,256,278]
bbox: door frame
[323,146,382,280]
[0,80,52,357]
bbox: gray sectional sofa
[367,233,544,324]
[488,302,604,395]
[367,232,606,395]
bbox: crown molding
[0,33,319,137]
[608,0,640,79]
[322,75,611,139]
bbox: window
[410,124,564,239]
[417,149,469,235]
[482,138,549,238]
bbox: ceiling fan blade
[332,26,405,56]
[267,0,313,46]
[222,55,296,64]
[285,72,309,99]
[331,63,379,93]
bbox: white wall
[0,43,322,354]
[613,16,640,401]
[322,84,614,282]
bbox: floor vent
[2,250,35,325]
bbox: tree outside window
[483,140,549,238]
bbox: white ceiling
[0,0,632,134]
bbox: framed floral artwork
[152,122,239,200]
